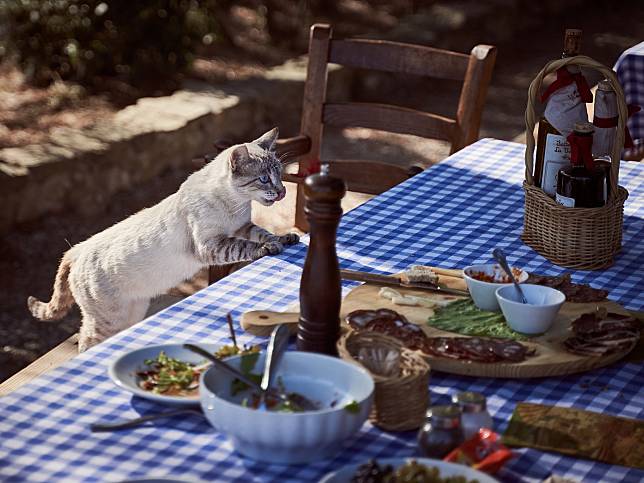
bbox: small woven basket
[523,55,629,270]
[337,330,430,431]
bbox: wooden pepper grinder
[297,163,346,355]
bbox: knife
[340,269,469,297]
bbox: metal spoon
[185,341,318,411]
[259,324,290,410]
[492,248,528,304]
[90,408,202,432]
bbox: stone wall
[0,59,351,234]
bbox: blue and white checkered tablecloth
[1,139,643,483]
[615,40,644,158]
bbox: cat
[28,127,299,352]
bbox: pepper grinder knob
[296,164,346,355]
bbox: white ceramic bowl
[463,263,529,311]
[109,343,221,406]
[496,284,566,335]
[199,351,374,464]
[320,457,499,483]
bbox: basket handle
[525,55,627,201]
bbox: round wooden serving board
[340,280,633,378]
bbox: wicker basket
[523,55,629,270]
[337,330,430,431]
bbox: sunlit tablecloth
[1,139,643,482]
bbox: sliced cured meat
[459,338,498,362]
[346,309,426,351]
[346,310,380,328]
[571,312,638,335]
[527,273,608,303]
[564,310,640,357]
[491,340,536,362]
[347,309,536,363]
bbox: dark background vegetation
[1,1,642,383]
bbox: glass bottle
[417,405,464,458]
[556,122,606,208]
[452,392,493,440]
[534,28,590,196]
[592,79,616,198]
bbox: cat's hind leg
[125,299,150,327]
[76,298,150,352]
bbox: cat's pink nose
[276,189,286,201]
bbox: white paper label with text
[555,193,575,207]
[541,133,571,196]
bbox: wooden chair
[277,23,497,231]
[203,24,496,283]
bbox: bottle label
[541,133,571,196]
[556,192,576,207]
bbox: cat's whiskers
[278,151,298,165]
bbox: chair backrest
[298,23,497,176]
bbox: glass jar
[452,391,493,440]
[417,405,464,458]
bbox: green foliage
[0,0,220,88]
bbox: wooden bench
[0,334,78,396]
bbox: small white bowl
[199,351,374,464]
[463,264,529,311]
[496,284,566,335]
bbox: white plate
[319,457,498,483]
[109,343,222,406]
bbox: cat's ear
[254,127,279,151]
[229,145,250,173]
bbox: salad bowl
[199,350,375,464]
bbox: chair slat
[323,102,455,141]
[325,159,418,195]
[329,39,469,81]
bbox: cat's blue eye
[258,174,270,184]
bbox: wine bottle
[555,122,606,208]
[534,29,592,196]
[592,79,616,198]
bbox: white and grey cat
[28,128,298,352]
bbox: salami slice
[491,340,535,362]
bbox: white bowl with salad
[109,343,258,406]
[199,350,375,464]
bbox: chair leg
[207,263,251,285]
[294,183,309,232]
[208,265,232,285]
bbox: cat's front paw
[279,233,300,245]
[257,240,284,258]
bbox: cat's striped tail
[27,252,75,321]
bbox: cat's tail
[27,252,75,321]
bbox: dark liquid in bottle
[556,165,606,208]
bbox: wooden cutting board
[241,270,636,378]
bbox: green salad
[427,299,526,340]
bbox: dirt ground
[1,1,642,383]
